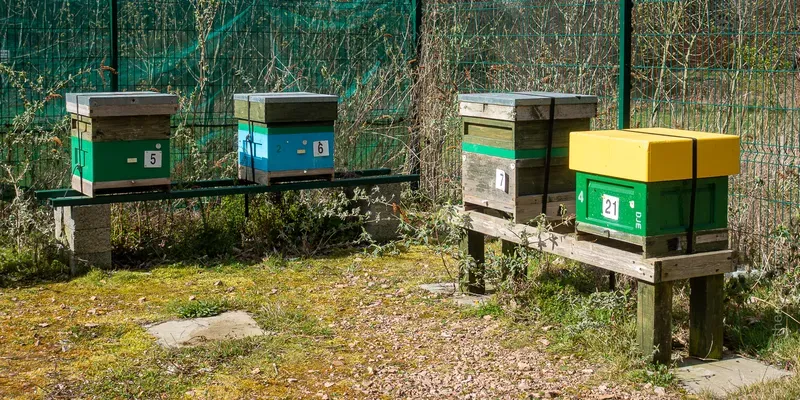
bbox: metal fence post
[618,0,633,130]
[409,0,423,190]
[611,0,634,290]
[109,0,119,91]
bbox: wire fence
[2,0,800,268]
[0,0,416,186]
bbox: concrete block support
[54,204,112,274]
[347,183,402,243]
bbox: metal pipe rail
[35,169,418,207]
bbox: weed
[174,298,229,319]
[462,301,504,319]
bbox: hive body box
[234,93,338,185]
[570,128,740,256]
[459,91,598,223]
[66,92,178,197]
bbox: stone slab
[419,282,490,307]
[675,355,793,397]
[146,311,266,348]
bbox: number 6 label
[313,140,330,157]
[601,194,620,220]
[144,151,162,168]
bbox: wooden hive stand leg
[460,229,486,294]
[501,239,526,281]
[637,280,673,365]
[689,274,724,360]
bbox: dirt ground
[0,248,679,399]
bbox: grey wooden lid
[233,92,338,103]
[458,91,598,106]
[66,91,179,116]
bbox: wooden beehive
[570,128,740,256]
[66,92,179,197]
[459,91,598,223]
[234,93,338,185]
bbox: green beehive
[570,128,740,256]
[459,91,598,223]
[67,92,178,197]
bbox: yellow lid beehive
[569,128,740,182]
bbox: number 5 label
[313,140,330,157]
[601,194,620,220]
[144,151,162,168]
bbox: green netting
[1,0,416,185]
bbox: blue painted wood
[238,128,334,173]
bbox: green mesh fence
[3,0,800,268]
[629,0,800,267]
[0,0,416,187]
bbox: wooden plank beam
[458,209,735,283]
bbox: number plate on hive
[601,194,620,220]
[144,151,162,168]
[313,140,330,157]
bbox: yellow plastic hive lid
[569,128,740,182]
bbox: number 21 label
[313,141,330,157]
[601,194,619,220]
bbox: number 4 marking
[578,191,584,203]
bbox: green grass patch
[173,298,229,319]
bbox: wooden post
[689,274,725,359]
[460,229,485,294]
[637,280,673,364]
[501,239,526,281]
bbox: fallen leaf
[324,382,334,388]
[251,367,261,375]
[213,280,223,286]
[138,297,147,303]
[189,296,196,301]
[332,360,344,367]
[90,296,97,301]
[538,338,550,346]
[287,378,298,383]
[483,315,493,320]
[226,287,235,293]
[367,367,375,375]
[38,323,49,328]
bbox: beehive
[234,92,338,185]
[66,91,179,197]
[459,91,598,223]
[569,128,740,256]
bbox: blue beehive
[233,92,338,185]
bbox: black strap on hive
[540,97,557,216]
[627,129,698,254]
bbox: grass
[1,242,798,399]
[173,298,229,318]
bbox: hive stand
[456,208,734,364]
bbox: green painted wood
[575,172,729,238]
[461,116,589,150]
[689,274,724,360]
[71,137,171,182]
[461,143,569,159]
[460,229,486,294]
[236,121,335,135]
[45,173,418,207]
[637,280,673,365]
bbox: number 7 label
[601,194,620,220]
